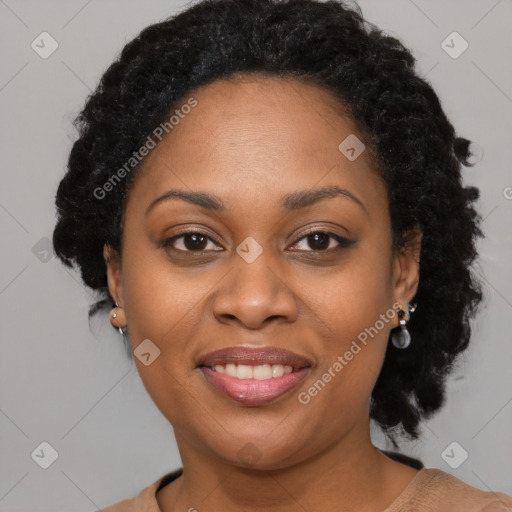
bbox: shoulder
[97,483,158,512]
[97,469,182,512]
[389,468,512,512]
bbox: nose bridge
[231,240,284,302]
[234,247,279,294]
[211,239,298,328]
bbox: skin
[105,74,422,512]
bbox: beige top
[99,468,512,512]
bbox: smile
[197,346,312,405]
[209,363,294,379]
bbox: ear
[392,225,422,321]
[103,243,124,307]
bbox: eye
[288,231,354,252]
[161,229,354,254]
[161,231,223,252]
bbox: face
[105,74,420,470]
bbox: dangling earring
[111,302,127,337]
[391,303,416,349]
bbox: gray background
[0,0,511,510]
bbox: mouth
[197,346,311,406]
[204,362,298,379]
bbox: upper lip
[197,346,312,370]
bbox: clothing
[98,467,512,512]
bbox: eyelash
[161,229,354,254]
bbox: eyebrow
[145,185,366,216]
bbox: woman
[52,0,512,510]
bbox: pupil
[308,233,329,250]
[184,233,207,250]
[181,233,331,251]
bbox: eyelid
[289,228,354,251]
[161,227,354,252]
[161,229,222,250]
[293,226,345,240]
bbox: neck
[157,421,419,512]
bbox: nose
[211,251,298,330]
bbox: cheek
[121,239,206,344]
[119,244,210,410]
[305,240,395,339]
[300,243,394,404]
[120,256,206,424]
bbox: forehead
[125,74,386,218]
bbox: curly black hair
[52,0,483,441]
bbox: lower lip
[200,367,310,405]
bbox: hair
[52,0,483,442]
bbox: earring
[391,303,416,349]
[111,302,127,337]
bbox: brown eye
[162,232,223,252]
[289,231,354,252]
[161,229,354,255]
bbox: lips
[197,346,311,369]
[197,346,312,406]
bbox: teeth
[236,364,253,379]
[225,363,237,377]
[211,363,296,379]
[253,364,272,380]
[272,364,284,378]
